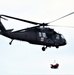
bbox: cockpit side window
[56,34,60,40]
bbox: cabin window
[39,32,42,37]
[39,32,47,38]
[42,33,47,38]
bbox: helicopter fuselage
[1,27,66,49]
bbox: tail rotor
[0,15,8,21]
[0,15,7,32]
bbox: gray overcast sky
[0,0,74,74]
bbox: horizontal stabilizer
[6,29,14,32]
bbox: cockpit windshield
[56,34,65,40]
[61,34,65,39]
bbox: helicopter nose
[63,39,67,45]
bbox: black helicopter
[0,12,74,51]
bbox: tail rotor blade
[1,17,8,21]
[0,15,8,21]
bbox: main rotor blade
[49,25,74,28]
[1,14,40,25]
[48,12,74,24]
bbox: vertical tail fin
[0,21,6,32]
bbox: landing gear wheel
[56,46,59,48]
[42,47,46,51]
